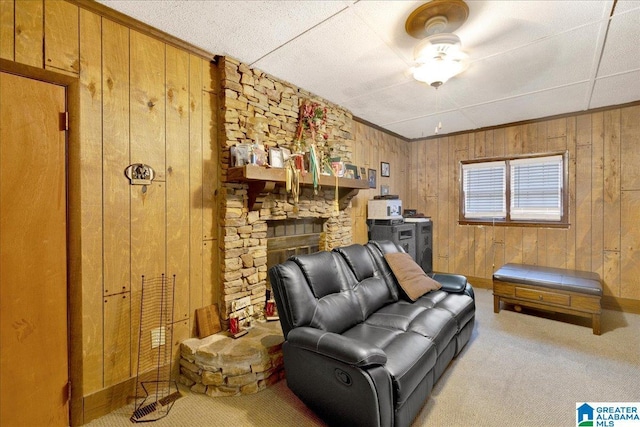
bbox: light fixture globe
[406,0,470,87]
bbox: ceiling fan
[405,0,470,88]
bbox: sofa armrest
[432,273,468,293]
[288,327,387,367]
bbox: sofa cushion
[334,245,396,317]
[291,252,363,333]
[384,252,441,301]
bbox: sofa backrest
[269,250,363,337]
[333,244,397,318]
[365,240,404,300]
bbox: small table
[493,263,603,335]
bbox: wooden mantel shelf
[227,165,369,210]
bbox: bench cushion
[493,263,602,296]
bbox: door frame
[1,58,83,426]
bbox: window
[460,152,568,226]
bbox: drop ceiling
[97,0,640,139]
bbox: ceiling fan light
[412,58,466,87]
[414,33,462,63]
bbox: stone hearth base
[179,321,284,397]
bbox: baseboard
[467,276,640,314]
[602,296,640,314]
[82,377,136,424]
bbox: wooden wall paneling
[425,141,439,198]
[189,55,204,334]
[0,0,13,60]
[620,105,640,190]
[474,226,486,277]
[493,128,506,157]
[603,250,621,297]
[547,117,567,139]
[77,7,104,396]
[574,114,593,271]
[453,136,470,275]
[621,190,640,300]
[565,116,577,269]
[435,137,449,271]
[102,19,130,297]
[522,123,538,154]
[130,30,166,181]
[506,125,523,155]
[129,30,167,377]
[545,229,568,268]
[473,130,485,159]
[505,227,523,265]
[202,240,214,306]
[202,89,217,240]
[522,228,538,265]
[202,56,214,91]
[603,109,621,252]
[165,45,190,322]
[44,0,79,75]
[103,293,131,386]
[591,112,605,277]
[130,183,166,376]
[14,0,42,68]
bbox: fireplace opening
[266,219,324,291]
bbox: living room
[0,1,638,426]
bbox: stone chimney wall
[218,56,356,327]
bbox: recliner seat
[269,241,476,427]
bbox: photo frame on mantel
[368,169,377,188]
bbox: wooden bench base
[493,280,602,335]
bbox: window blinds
[510,155,563,221]
[462,161,506,219]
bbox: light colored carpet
[86,288,640,427]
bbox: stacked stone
[222,185,269,323]
[218,55,357,325]
[220,56,355,179]
[179,323,284,397]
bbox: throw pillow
[384,252,441,301]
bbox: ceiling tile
[97,0,352,64]
[385,109,478,139]
[590,70,640,109]
[597,8,640,77]
[462,83,589,129]
[253,6,410,104]
[343,80,457,126]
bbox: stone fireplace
[218,56,357,330]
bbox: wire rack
[131,274,180,423]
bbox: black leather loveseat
[268,240,475,427]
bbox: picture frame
[381,162,390,177]
[360,167,366,180]
[281,147,291,162]
[368,169,376,188]
[345,164,359,179]
[380,185,389,196]
[269,147,284,168]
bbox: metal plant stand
[131,274,180,423]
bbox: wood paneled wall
[1,0,218,423]
[351,121,409,244]
[408,105,640,302]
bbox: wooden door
[0,72,69,426]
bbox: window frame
[459,151,569,227]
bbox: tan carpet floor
[86,288,640,427]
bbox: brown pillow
[384,252,441,301]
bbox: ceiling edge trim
[70,0,216,61]
[407,99,640,142]
[352,116,410,142]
